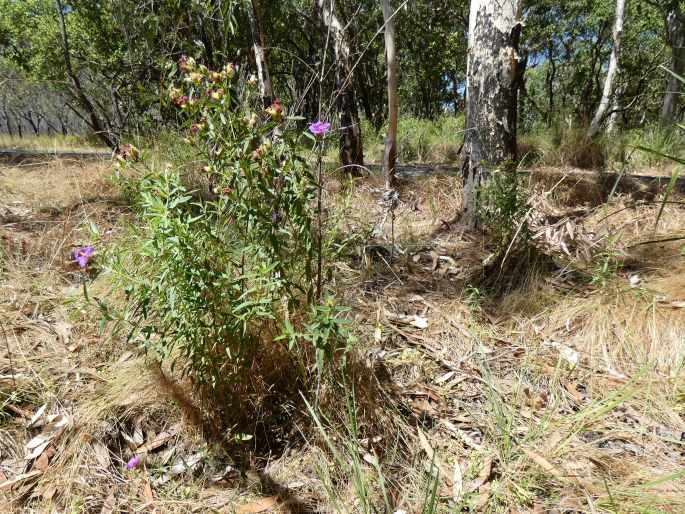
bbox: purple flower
[126,455,141,470]
[309,121,331,138]
[72,246,95,269]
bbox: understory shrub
[106,58,353,404]
[478,164,530,250]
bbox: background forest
[0,0,683,157]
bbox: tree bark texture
[463,0,523,228]
[247,0,274,105]
[661,5,685,124]
[316,0,364,172]
[383,0,398,188]
[589,0,625,137]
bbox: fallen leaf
[32,450,50,471]
[523,448,594,490]
[435,371,456,384]
[93,442,111,468]
[100,493,116,514]
[28,403,47,427]
[6,404,33,419]
[452,461,463,503]
[547,340,579,367]
[52,321,72,346]
[24,414,69,460]
[41,485,56,500]
[117,351,134,363]
[564,382,585,403]
[417,428,452,486]
[136,431,175,454]
[142,480,154,502]
[236,496,279,514]
[466,456,492,493]
[524,449,559,477]
[0,470,43,491]
[411,316,428,329]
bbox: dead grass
[0,134,105,153]
[1,158,685,513]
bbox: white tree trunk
[589,0,625,138]
[463,0,523,228]
[661,6,685,124]
[247,0,273,104]
[316,0,364,171]
[607,84,623,134]
[383,0,398,188]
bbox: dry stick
[627,235,685,248]
[0,320,17,390]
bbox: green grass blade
[655,167,682,231]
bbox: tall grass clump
[350,115,466,164]
[521,125,606,169]
[103,57,353,431]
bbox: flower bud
[179,55,195,72]
[223,63,236,79]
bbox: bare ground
[1,159,684,513]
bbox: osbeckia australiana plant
[72,246,94,269]
[309,121,331,138]
[105,55,356,391]
[126,455,141,470]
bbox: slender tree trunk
[247,0,274,105]
[2,103,13,137]
[607,84,623,134]
[462,0,523,228]
[55,0,115,148]
[661,5,685,124]
[316,0,364,173]
[589,0,625,137]
[546,45,556,127]
[383,0,398,188]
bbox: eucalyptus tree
[382,0,398,187]
[247,0,274,105]
[462,0,523,228]
[589,0,626,137]
[315,0,364,172]
[645,0,685,123]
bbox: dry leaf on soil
[93,442,111,468]
[28,403,47,427]
[24,414,69,460]
[100,493,116,514]
[136,430,175,454]
[0,470,43,492]
[236,496,279,514]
